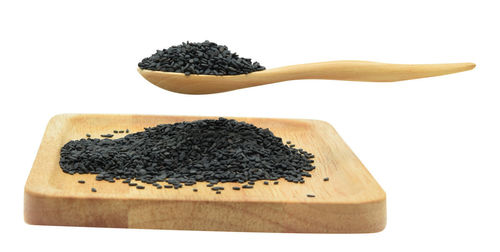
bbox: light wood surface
[25,114,386,233]
[138,60,475,94]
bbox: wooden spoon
[138,60,475,94]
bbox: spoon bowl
[138,60,476,94]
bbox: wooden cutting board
[24,114,386,233]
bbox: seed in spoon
[138,40,265,76]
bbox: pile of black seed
[60,118,315,188]
[138,41,265,76]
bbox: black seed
[232,187,240,190]
[193,188,198,192]
[274,181,279,185]
[113,130,118,133]
[136,185,145,189]
[100,134,113,138]
[323,177,329,181]
[286,141,291,144]
[86,134,91,138]
[242,185,253,189]
[164,185,173,188]
[263,181,269,185]
[216,191,221,194]
[59,118,317,190]
[126,129,129,133]
[91,188,97,192]
[78,180,85,184]
[307,194,315,198]
[289,144,295,148]
[119,130,124,133]
[138,41,266,76]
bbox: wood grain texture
[138,60,475,94]
[24,114,386,233]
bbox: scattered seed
[60,118,316,189]
[193,188,198,192]
[274,181,279,185]
[91,188,97,192]
[232,187,240,190]
[242,185,253,189]
[78,180,85,184]
[307,194,315,198]
[119,130,124,133]
[126,129,129,133]
[289,144,295,148]
[113,130,118,133]
[100,134,113,138]
[263,181,269,185]
[86,134,91,138]
[286,141,291,144]
[216,191,221,194]
[129,183,137,186]
[164,185,173,188]
[136,185,145,189]
[323,177,329,181]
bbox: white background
[1,0,498,251]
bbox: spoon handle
[273,61,475,82]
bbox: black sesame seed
[136,185,145,189]
[138,41,266,76]
[286,141,291,144]
[274,181,279,185]
[86,134,91,138]
[91,188,97,192]
[216,191,221,194]
[232,187,240,190]
[119,130,124,133]
[126,129,129,133]
[263,181,269,185]
[193,188,198,192]
[164,185,173,188]
[100,134,113,138]
[113,130,118,133]
[307,194,315,198]
[78,180,85,184]
[323,177,329,181]
[59,118,317,190]
[242,185,253,189]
